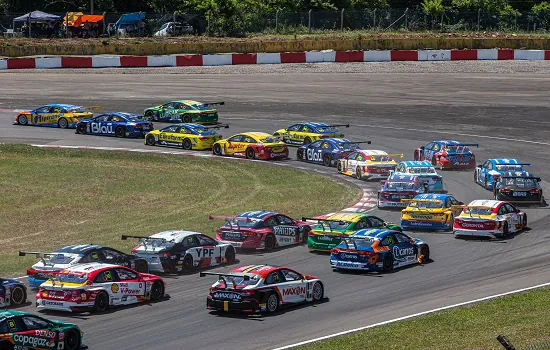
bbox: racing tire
[474,169,478,184]
[77,123,87,134]
[63,329,81,350]
[10,285,26,306]
[382,254,393,273]
[431,156,437,167]
[502,222,510,238]
[522,214,528,228]
[355,167,362,179]
[419,245,430,263]
[182,114,192,123]
[264,234,276,252]
[92,291,109,313]
[323,154,332,167]
[303,137,312,145]
[182,254,194,273]
[0,341,14,350]
[337,161,343,173]
[225,247,236,264]
[17,114,28,125]
[144,110,155,121]
[58,117,69,129]
[115,126,126,138]
[297,149,304,160]
[413,150,419,161]
[245,148,255,160]
[149,281,164,301]
[213,144,223,156]
[145,134,156,146]
[312,282,324,302]
[182,138,192,150]
[447,214,454,232]
[266,292,279,313]
[133,260,148,273]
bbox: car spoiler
[400,199,443,203]
[200,272,251,280]
[19,251,61,266]
[346,141,372,145]
[325,124,350,128]
[203,124,229,129]
[209,214,253,231]
[302,217,349,232]
[499,176,540,180]
[202,101,225,107]
[121,235,167,243]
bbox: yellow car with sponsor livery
[273,122,349,145]
[212,132,289,160]
[145,123,226,150]
[400,194,464,231]
[13,104,98,129]
[305,212,401,251]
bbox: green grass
[0,144,359,276]
[298,287,550,350]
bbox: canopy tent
[13,11,62,23]
[116,12,146,26]
[64,12,103,27]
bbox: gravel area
[3,60,550,75]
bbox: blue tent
[13,11,62,22]
[116,12,146,26]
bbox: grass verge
[297,287,550,350]
[0,144,359,276]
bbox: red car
[202,264,324,313]
[210,211,311,251]
[414,140,478,169]
[212,132,289,160]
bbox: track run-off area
[1,63,550,350]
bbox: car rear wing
[209,214,252,230]
[203,124,229,129]
[83,106,101,110]
[199,271,254,288]
[400,199,442,203]
[202,101,225,107]
[302,217,349,232]
[326,124,350,128]
[347,141,372,145]
[499,176,540,180]
[19,251,60,266]
[121,235,168,250]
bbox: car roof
[359,150,388,155]
[414,193,452,200]
[467,199,502,208]
[55,244,105,254]
[301,122,328,128]
[100,112,139,118]
[433,140,464,145]
[239,132,272,138]
[236,211,277,220]
[59,262,119,274]
[388,174,417,181]
[400,160,432,167]
[0,309,27,320]
[322,138,352,144]
[230,264,281,278]
[150,230,201,242]
[351,228,395,238]
[489,158,521,165]
[45,104,79,109]
[326,212,368,222]
[500,171,534,178]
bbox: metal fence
[2,9,550,37]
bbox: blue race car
[296,138,371,167]
[394,161,444,192]
[76,112,153,138]
[474,158,530,190]
[330,228,429,272]
[274,122,350,145]
[0,277,27,308]
[378,174,426,209]
[400,193,464,231]
[414,140,478,169]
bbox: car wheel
[522,214,528,228]
[144,110,155,121]
[17,114,28,125]
[355,167,362,179]
[304,137,312,145]
[182,114,192,123]
[447,214,454,232]
[58,117,68,129]
[266,293,279,313]
[502,222,509,238]
[213,144,223,155]
[115,126,126,138]
[149,281,164,301]
[63,329,81,350]
[183,254,194,272]
[431,156,437,166]
[337,161,343,173]
[419,245,430,263]
[225,247,236,264]
[312,282,324,302]
[145,134,156,146]
[264,234,275,251]
[182,138,192,150]
[92,291,109,313]
[10,285,26,306]
[321,154,332,167]
[301,228,310,244]
[246,148,255,159]
[382,254,393,273]
[133,260,148,273]
[77,123,87,134]
[297,149,304,160]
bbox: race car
[201,265,324,314]
[273,122,349,145]
[400,194,464,231]
[211,211,311,251]
[378,174,427,209]
[337,150,403,180]
[393,161,444,192]
[493,171,544,204]
[474,158,529,190]
[212,132,289,160]
[143,100,223,124]
[122,230,236,274]
[75,112,153,138]
[414,140,478,169]
[13,104,97,129]
[0,310,86,350]
[0,278,27,308]
[330,228,429,272]
[453,200,527,238]
[296,138,370,167]
[20,244,149,288]
[144,123,226,150]
[36,263,165,313]
[305,212,402,252]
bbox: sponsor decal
[227,143,246,150]
[335,261,363,268]
[282,286,306,296]
[121,288,142,295]
[111,283,119,293]
[13,335,54,348]
[159,134,183,142]
[392,246,415,259]
[91,123,113,134]
[316,235,335,241]
[513,191,527,197]
[273,226,297,237]
[306,148,323,162]
[34,114,60,124]
[196,248,215,258]
[42,300,64,306]
[35,330,56,338]
[408,221,435,227]
[460,222,485,229]
[224,231,243,240]
[213,292,242,301]
[339,253,358,260]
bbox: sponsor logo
[339,253,358,260]
[13,335,54,348]
[213,292,242,301]
[335,261,362,268]
[227,143,246,150]
[159,134,183,142]
[91,123,113,134]
[42,300,64,306]
[34,114,60,124]
[460,222,485,229]
[282,286,306,296]
[392,246,415,259]
[407,221,434,227]
[315,235,335,241]
[111,283,119,293]
[306,148,323,162]
[273,226,297,236]
[35,330,56,338]
[196,248,215,258]
[224,231,242,240]
[513,192,527,197]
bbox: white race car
[337,150,403,180]
[453,199,527,238]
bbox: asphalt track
[1,68,550,350]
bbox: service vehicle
[414,140,478,169]
[273,122,349,145]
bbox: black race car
[493,171,544,205]
[20,244,149,288]
[0,277,27,308]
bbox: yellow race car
[274,122,349,145]
[400,194,464,231]
[212,132,289,160]
[13,104,98,129]
[145,123,225,150]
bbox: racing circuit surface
[1,67,550,350]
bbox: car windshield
[344,237,376,247]
[191,103,211,111]
[336,142,360,151]
[218,274,259,287]
[369,155,391,162]
[503,178,537,188]
[54,273,88,283]
[443,145,469,153]
[226,218,261,229]
[44,253,76,265]
[259,136,276,143]
[386,181,415,190]
[316,220,351,231]
[410,201,442,209]
[191,126,216,135]
[128,115,145,121]
[139,237,175,250]
[408,167,435,174]
[463,207,493,215]
[66,106,85,113]
[495,165,523,171]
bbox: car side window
[163,102,175,109]
[263,216,277,227]
[425,142,433,150]
[394,233,412,244]
[356,154,364,161]
[21,316,50,331]
[281,269,302,281]
[35,106,51,114]
[94,270,118,283]
[0,320,9,333]
[265,271,284,285]
[504,204,517,214]
[288,124,301,132]
[498,205,507,215]
[183,236,200,248]
[114,268,138,281]
[162,126,178,133]
[228,135,243,142]
[196,234,217,246]
[244,137,255,143]
[347,153,358,160]
[432,143,440,151]
[309,140,322,148]
[354,219,369,229]
[368,216,385,227]
[79,250,100,263]
[322,142,332,149]
[380,235,395,246]
[276,215,294,225]
[179,104,190,110]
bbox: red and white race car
[36,263,165,313]
[202,264,324,314]
[453,199,527,238]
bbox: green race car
[143,100,223,124]
[304,212,401,252]
[0,309,86,350]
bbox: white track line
[272,281,550,350]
